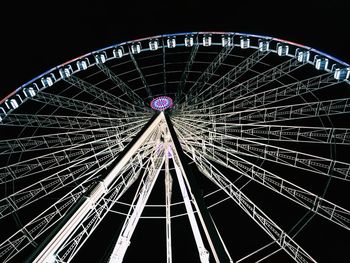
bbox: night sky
[1,0,348,99]
[0,1,349,262]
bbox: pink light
[150,96,173,111]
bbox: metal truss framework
[0,32,349,263]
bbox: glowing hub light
[150,96,173,111]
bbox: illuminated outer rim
[150,96,173,111]
[0,31,349,116]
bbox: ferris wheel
[0,32,349,263]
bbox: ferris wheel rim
[0,30,349,263]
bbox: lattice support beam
[184,146,317,263]
[29,113,163,263]
[97,63,145,107]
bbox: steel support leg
[30,113,163,263]
[165,113,232,263]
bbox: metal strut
[164,113,232,263]
[29,113,163,263]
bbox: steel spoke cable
[178,55,302,111]
[177,44,235,106]
[173,117,350,145]
[174,117,350,181]
[0,143,152,262]
[0,121,145,183]
[31,91,133,118]
[64,75,147,113]
[181,49,271,109]
[178,141,317,263]
[0,126,133,155]
[175,126,350,231]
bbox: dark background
[0,1,349,262]
[0,0,348,99]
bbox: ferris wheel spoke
[214,123,350,145]
[96,63,146,107]
[178,45,234,107]
[227,97,350,124]
[184,49,271,110]
[162,38,167,95]
[185,147,317,263]
[29,114,164,263]
[175,119,350,181]
[0,138,118,183]
[173,116,350,145]
[175,35,199,102]
[64,75,143,113]
[0,145,124,220]
[180,138,350,231]
[93,152,164,263]
[53,147,154,263]
[0,122,145,182]
[180,56,302,112]
[128,47,152,99]
[32,92,126,118]
[231,73,336,111]
[0,158,117,263]
[0,188,86,263]
[0,126,128,155]
[0,114,123,130]
[0,146,153,263]
[179,97,350,125]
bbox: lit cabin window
[0,107,5,122]
[24,87,37,97]
[240,37,250,49]
[258,40,269,52]
[131,43,141,54]
[10,99,19,109]
[167,37,176,48]
[334,67,350,81]
[95,53,106,64]
[113,47,124,58]
[315,56,329,70]
[185,35,194,47]
[221,35,233,47]
[277,44,289,56]
[77,60,88,70]
[59,67,71,79]
[203,35,212,47]
[295,49,310,63]
[41,76,54,87]
[149,39,159,51]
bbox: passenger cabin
[131,42,142,54]
[240,37,250,49]
[23,87,37,98]
[314,55,329,70]
[59,65,73,79]
[295,49,310,63]
[167,37,176,48]
[5,99,19,110]
[221,35,233,47]
[77,59,89,71]
[334,67,350,81]
[185,35,194,47]
[203,35,212,47]
[258,40,269,52]
[95,53,106,64]
[113,47,124,58]
[277,43,289,56]
[41,74,55,87]
[149,39,159,51]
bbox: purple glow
[150,96,173,111]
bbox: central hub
[150,96,173,111]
